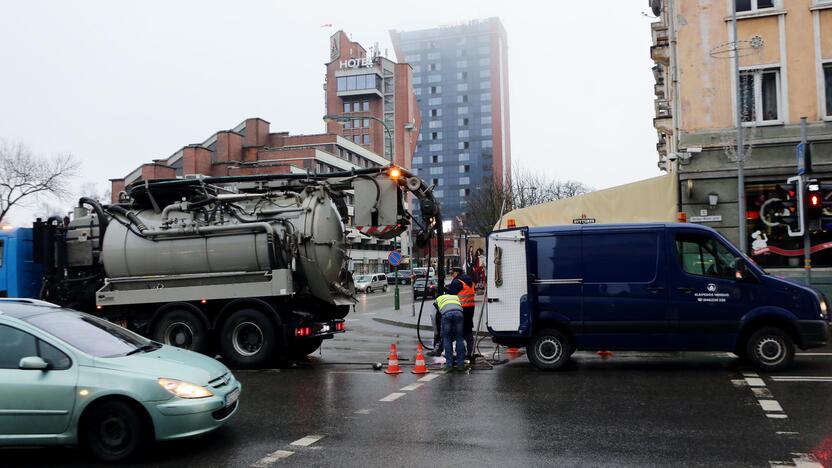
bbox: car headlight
[158,378,213,399]
[821,298,829,319]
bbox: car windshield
[355,275,371,282]
[25,310,151,358]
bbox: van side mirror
[19,356,49,370]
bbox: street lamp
[323,113,401,310]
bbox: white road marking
[345,319,361,322]
[770,376,832,382]
[418,374,440,382]
[252,450,294,467]
[291,435,324,447]
[400,382,424,391]
[730,379,747,387]
[379,392,406,402]
[354,409,373,414]
[743,371,760,377]
[766,414,789,419]
[328,371,383,375]
[751,387,773,398]
[776,432,800,435]
[792,453,824,467]
[796,352,832,356]
[745,377,766,387]
[759,400,783,412]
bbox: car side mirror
[19,356,49,370]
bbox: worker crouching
[435,294,466,371]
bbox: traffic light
[774,176,804,237]
[807,181,822,222]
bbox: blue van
[486,223,831,371]
[0,227,42,298]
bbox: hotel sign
[340,57,374,69]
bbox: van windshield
[676,234,742,279]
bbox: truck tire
[220,309,278,369]
[745,327,795,372]
[151,309,208,354]
[82,400,148,463]
[288,338,324,358]
[527,329,572,371]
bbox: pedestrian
[429,305,444,357]
[434,293,466,370]
[447,266,476,358]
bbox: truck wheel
[220,309,277,369]
[82,400,147,463]
[527,329,572,371]
[289,338,323,358]
[745,327,795,372]
[151,309,208,354]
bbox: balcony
[653,99,673,133]
[650,22,670,65]
[654,82,666,99]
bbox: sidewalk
[369,296,490,337]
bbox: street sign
[689,215,722,223]
[388,250,402,266]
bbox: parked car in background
[0,299,241,462]
[354,274,388,293]
[387,269,412,285]
[413,278,439,299]
[412,267,436,281]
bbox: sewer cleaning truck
[17,166,444,368]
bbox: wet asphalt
[4,290,832,467]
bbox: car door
[0,323,78,437]
[580,229,670,349]
[669,230,750,350]
[529,233,582,339]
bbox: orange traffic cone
[384,344,403,374]
[597,350,613,358]
[411,344,429,374]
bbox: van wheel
[745,327,795,372]
[151,309,208,354]
[220,309,278,369]
[527,329,572,371]
[82,400,147,462]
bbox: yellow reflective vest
[436,294,463,314]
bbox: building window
[739,68,780,123]
[428,74,441,83]
[481,92,491,101]
[481,104,492,113]
[460,177,470,184]
[459,188,471,196]
[434,190,443,198]
[479,45,490,55]
[353,135,361,144]
[336,74,379,92]
[457,71,468,80]
[481,140,492,149]
[458,130,469,138]
[459,164,470,173]
[353,102,361,112]
[480,69,490,78]
[459,153,470,161]
[456,49,467,57]
[411,64,421,73]
[429,167,442,175]
[735,0,775,12]
[480,81,490,90]
[413,88,421,96]
[429,120,441,128]
[459,118,469,126]
[429,143,442,151]
[429,97,442,106]
[429,63,440,71]
[479,57,490,66]
[458,106,469,114]
[430,132,441,140]
[458,95,468,103]
[482,128,492,136]
[459,141,469,150]
[824,63,832,117]
[362,134,370,145]
[405,54,419,62]
[430,86,441,94]
[430,108,442,117]
[413,76,422,85]
[432,155,441,163]
[456,60,468,68]
[343,102,350,113]
[457,83,469,91]
[363,100,370,112]
[427,52,440,60]
[481,115,492,125]
[363,119,370,128]
[344,119,352,129]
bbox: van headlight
[158,378,213,399]
[821,298,829,319]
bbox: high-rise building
[324,31,421,170]
[390,17,512,220]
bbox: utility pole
[801,117,812,285]
[732,0,748,254]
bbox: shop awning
[496,174,678,229]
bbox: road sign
[388,250,402,266]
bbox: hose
[79,197,109,236]
[415,240,435,351]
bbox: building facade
[651,0,832,274]
[390,17,512,220]
[324,31,421,170]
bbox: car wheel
[367,287,372,294]
[82,400,147,463]
[383,285,388,292]
[220,308,278,369]
[151,309,208,354]
[288,338,324,358]
[745,327,795,372]
[527,329,572,371]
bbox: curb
[372,317,490,337]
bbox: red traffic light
[811,193,821,207]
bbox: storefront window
[746,181,832,268]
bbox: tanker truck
[30,166,445,368]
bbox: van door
[669,230,749,349]
[529,233,582,337]
[580,229,670,349]
[487,228,529,333]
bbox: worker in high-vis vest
[448,266,476,358]
[435,293,466,370]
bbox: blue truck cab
[0,227,42,299]
[486,223,831,371]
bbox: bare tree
[0,141,80,224]
[462,165,592,236]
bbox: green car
[0,299,241,462]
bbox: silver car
[354,274,388,293]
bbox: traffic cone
[411,344,429,374]
[384,344,403,374]
[597,350,613,358]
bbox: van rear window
[535,235,581,280]
[582,232,659,283]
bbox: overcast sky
[0,0,659,224]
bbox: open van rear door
[487,227,528,332]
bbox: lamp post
[323,113,400,310]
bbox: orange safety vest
[457,279,475,308]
